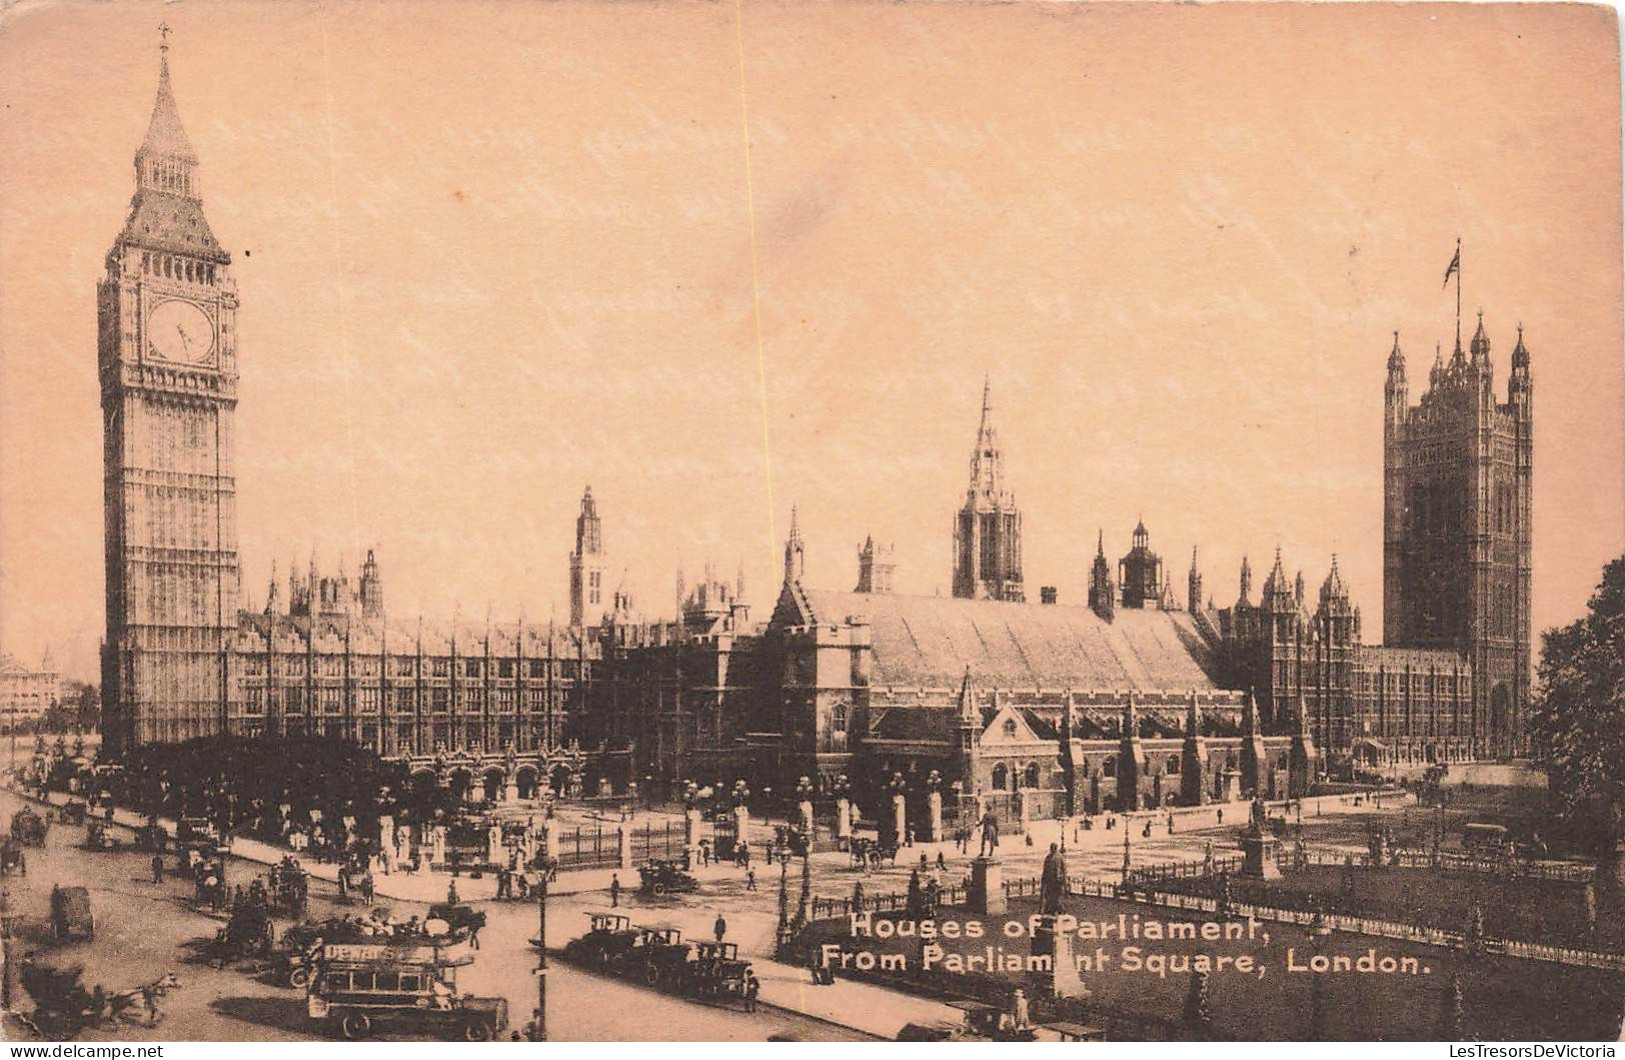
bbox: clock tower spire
[100,28,242,754]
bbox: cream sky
[0,1,1620,682]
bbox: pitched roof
[790,587,1219,692]
[138,56,198,163]
[118,190,229,263]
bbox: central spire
[952,378,1024,602]
[139,24,198,169]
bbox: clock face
[147,298,215,366]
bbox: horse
[107,972,181,1026]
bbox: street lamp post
[533,855,554,1041]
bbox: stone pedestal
[891,795,907,846]
[1239,831,1280,879]
[969,857,1006,916]
[486,824,503,865]
[1033,916,1086,998]
[1220,770,1241,804]
[618,822,634,869]
[544,819,560,862]
[798,800,815,836]
[430,826,447,866]
[835,799,852,845]
[926,791,943,843]
[733,804,751,848]
[684,808,702,858]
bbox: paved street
[0,787,868,1042]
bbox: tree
[1528,556,1625,860]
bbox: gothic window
[1102,755,1117,778]
[529,660,545,678]
[499,659,514,678]
[831,704,847,733]
[991,763,1008,791]
[1002,718,1017,739]
[432,659,449,677]
[467,688,486,711]
[358,688,379,714]
[1167,755,1181,775]
[1023,762,1041,789]
[284,688,304,712]
[431,688,449,712]
[395,688,415,710]
[465,659,481,678]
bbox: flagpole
[1455,236,1462,348]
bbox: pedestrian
[714,913,727,942]
[447,879,460,905]
[746,867,756,891]
[151,853,165,883]
[610,873,621,908]
[468,921,481,950]
[743,970,760,1012]
[936,851,947,872]
[905,824,915,848]
[1216,808,1223,825]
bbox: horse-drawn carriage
[16,957,181,1039]
[50,885,94,942]
[337,863,376,904]
[772,824,810,860]
[209,898,276,963]
[11,807,49,847]
[638,859,698,896]
[83,821,124,852]
[847,837,898,871]
[269,858,310,916]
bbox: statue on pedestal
[1039,842,1068,915]
[978,811,1000,859]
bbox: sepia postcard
[0,0,1622,1048]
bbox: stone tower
[569,485,609,627]
[1383,315,1533,757]
[1118,521,1163,610]
[359,549,385,619]
[99,31,241,754]
[952,378,1024,602]
[1187,548,1203,614]
[855,535,895,594]
[784,505,806,584]
[1088,530,1115,621]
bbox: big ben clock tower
[99,29,241,754]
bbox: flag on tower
[1443,245,1461,288]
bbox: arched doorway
[482,769,504,803]
[448,769,473,804]
[515,766,539,800]
[550,765,572,797]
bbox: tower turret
[1385,331,1408,432]
[855,534,895,594]
[1088,530,1115,621]
[1237,555,1253,608]
[569,486,609,627]
[784,505,806,584]
[1187,547,1203,614]
[359,549,384,619]
[952,377,1024,601]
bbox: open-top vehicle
[637,859,697,896]
[682,940,754,1005]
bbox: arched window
[1023,762,1041,789]
[1277,753,1289,771]
[1167,755,1181,775]
[1002,718,1017,739]
[1102,755,1116,779]
[991,763,1008,791]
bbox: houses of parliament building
[98,41,1532,812]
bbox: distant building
[1,650,59,731]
